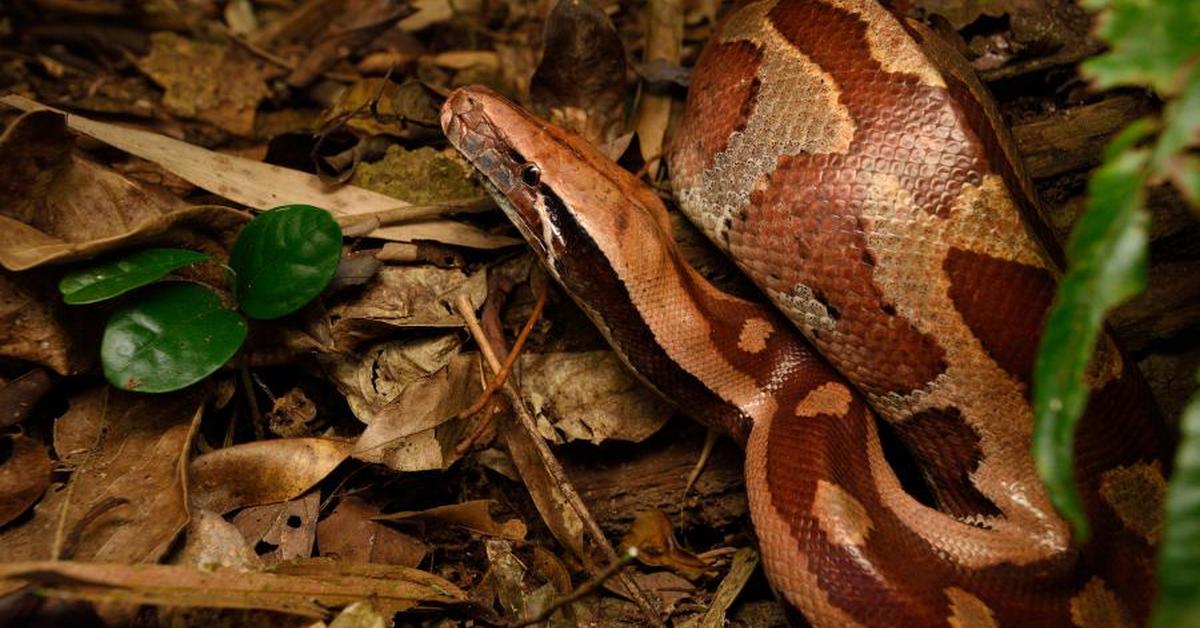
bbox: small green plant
[60,204,342,393]
[1029,0,1198,624]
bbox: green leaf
[229,204,342,320]
[1081,0,1200,96]
[1154,374,1200,628]
[59,248,210,305]
[102,282,247,393]
[1032,148,1150,542]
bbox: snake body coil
[442,1,1167,624]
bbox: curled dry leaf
[0,387,203,564]
[618,510,710,580]
[353,352,482,472]
[317,497,429,567]
[189,438,354,514]
[328,265,489,346]
[0,368,52,428]
[0,433,52,528]
[0,109,247,272]
[325,333,463,421]
[0,96,518,250]
[137,33,281,136]
[323,79,442,142]
[530,0,630,148]
[374,499,527,541]
[0,560,466,619]
[232,492,321,563]
[521,351,674,444]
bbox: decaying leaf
[522,351,674,444]
[325,333,462,422]
[0,271,92,375]
[633,0,683,168]
[324,79,443,141]
[0,368,52,428]
[353,352,482,472]
[137,33,280,136]
[173,509,263,571]
[619,510,710,580]
[0,96,519,250]
[530,0,629,148]
[190,438,354,514]
[0,433,53,528]
[317,497,429,567]
[0,560,467,619]
[0,387,202,564]
[374,499,527,541]
[351,145,485,205]
[328,265,488,346]
[232,492,320,563]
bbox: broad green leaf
[229,204,342,320]
[102,283,246,393]
[59,248,210,305]
[1032,148,1150,541]
[1154,375,1200,628]
[1081,0,1200,96]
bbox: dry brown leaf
[0,109,247,272]
[633,0,683,167]
[0,560,466,619]
[0,434,52,527]
[374,499,527,541]
[0,368,53,428]
[189,438,354,514]
[138,33,280,136]
[618,510,710,580]
[232,492,320,563]
[317,497,429,567]
[353,353,482,472]
[521,351,674,444]
[324,333,462,422]
[325,79,442,141]
[501,416,586,559]
[173,509,263,571]
[0,387,202,564]
[0,271,92,375]
[328,265,489,346]
[0,96,519,250]
[399,0,483,32]
[330,600,389,628]
[678,547,758,628]
[530,0,629,148]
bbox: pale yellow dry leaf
[189,438,354,514]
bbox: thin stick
[454,283,550,456]
[454,294,665,627]
[682,428,720,497]
[335,197,496,231]
[514,547,640,627]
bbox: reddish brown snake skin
[442,1,1168,625]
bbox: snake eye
[520,163,541,186]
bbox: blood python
[441,0,1167,624]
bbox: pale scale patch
[1099,462,1165,544]
[856,172,1070,566]
[1070,578,1130,628]
[795,382,853,418]
[738,317,775,353]
[775,283,839,334]
[822,0,945,88]
[945,587,998,628]
[813,480,873,546]
[678,0,856,248]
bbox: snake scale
[441,0,1168,624]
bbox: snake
[440,0,1168,624]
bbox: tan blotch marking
[1099,462,1165,544]
[738,317,775,354]
[823,0,945,88]
[795,382,853,418]
[813,480,873,546]
[1070,578,1131,628]
[945,588,998,628]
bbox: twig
[454,294,665,627]
[514,547,641,627]
[238,354,264,440]
[335,196,497,234]
[454,283,550,456]
[682,428,719,497]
